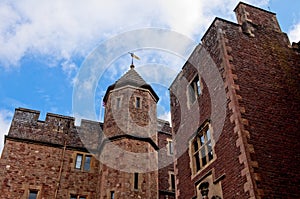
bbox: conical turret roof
[103,66,159,103]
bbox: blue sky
[0,0,299,152]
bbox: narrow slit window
[134,172,139,189]
[84,155,91,171]
[168,140,174,155]
[116,97,121,109]
[188,75,201,104]
[171,174,176,191]
[75,154,83,169]
[136,97,141,108]
[110,191,115,199]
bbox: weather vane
[128,52,140,68]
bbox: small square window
[70,195,77,199]
[75,153,92,172]
[28,190,38,199]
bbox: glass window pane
[169,141,174,155]
[201,148,207,166]
[29,190,38,199]
[206,129,211,141]
[75,154,83,169]
[84,156,91,171]
[207,141,213,161]
[194,153,200,171]
[196,80,201,95]
[200,135,205,146]
[111,191,115,199]
[136,97,140,108]
[193,140,198,151]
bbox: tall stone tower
[99,64,160,198]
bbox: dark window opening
[111,191,115,199]
[136,97,141,108]
[189,75,201,104]
[29,190,38,199]
[191,124,214,173]
[84,155,91,171]
[134,172,139,189]
[168,140,174,155]
[171,174,176,191]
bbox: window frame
[190,122,215,175]
[28,190,39,199]
[169,172,176,191]
[135,96,141,108]
[133,172,139,190]
[74,153,92,172]
[167,139,174,155]
[188,74,202,105]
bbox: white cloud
[158,111,171,124]
[0,109,13,154]
[288,22,300,42]
[0,0,269,69]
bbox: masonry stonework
[0,2,299,199]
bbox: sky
[0,0,299,153]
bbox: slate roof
[103,65,159,103]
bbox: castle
[0,2,299,199]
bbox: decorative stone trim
[217,23,263,198]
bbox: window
[116,97,121,109]
[191,124,214,173]
[75,154,83,169]
[134,172,139,189]
[70,194,86,199]
[135,97,141,108]
[28,190,38,199]
[170,173,175,191]
[110,191,115,199]
[168,140,174,155]
[75,153,92,171]
[188,75,201,104]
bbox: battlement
[7,108,171,149]
[234,2,281,32]
[7,108,104,150]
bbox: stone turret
[100,65,159,199]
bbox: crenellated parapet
[6,107,103,151]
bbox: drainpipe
[54,141,67,198]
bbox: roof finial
[128,52,140,69]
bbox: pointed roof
[103,66,159,103]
